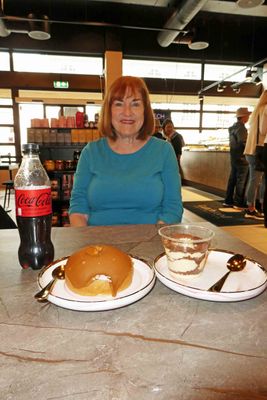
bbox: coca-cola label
[15,188,52,217]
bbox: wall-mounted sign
[53,81,69,89]
[153,109,171,124]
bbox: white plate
[37,256,156,311]
[154,250,267,302]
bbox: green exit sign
[53,81,69,89]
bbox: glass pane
[0,98,12,105]
[202,112,234,129]
[171,111,200,128]
[204,64,247,82]
[0,108,13,124]
[13,53,103,75]
[203,103,253,113]
[179,130,202,145]
[63,106,84,117]
[19,103,44,145]
[0,52,10,71]
[85,105,101,122]
[45,106,61,119]
[197,129,229,145]
[123,59,201,79]
[0,127,15,143]
[0,145,16,156]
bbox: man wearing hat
[223,107,250,208]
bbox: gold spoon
[208,253,246,292]
[34,265,65,302]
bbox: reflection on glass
[123,59,201,80]
[0,108,13,124]
[0,127,15,143]
[0,52,10,71]
[13,53,103,75]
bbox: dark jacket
[153,131,166,140]
[170,132,185,157]
[229,121,248,165]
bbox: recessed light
[237,0,264,8]
[188,41,209,50]
[28,30,51,40]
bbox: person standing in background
[162,118,185,174]
[223,107,250,209]
[243,92,267,220]
[248,91,267,227]
[153,118,165,140]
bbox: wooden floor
[1,186,267,255]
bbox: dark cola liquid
[16,214,54,270]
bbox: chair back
[0,153,20,165]
[0,153,21,180]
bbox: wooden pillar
[104,51,122,93]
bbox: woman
[162,118,185,173]
[69,76,183,226]
[244,93,267,220]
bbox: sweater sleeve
[158,143,183,223]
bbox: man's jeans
[225,161,248,207]
[245,154,265,207]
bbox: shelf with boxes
[48,169,75,227]
[27,127,101,147]
[40,146,83,228]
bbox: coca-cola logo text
[17,192,51,208]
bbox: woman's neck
[107,135,149,154]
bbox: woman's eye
[113,101,123,107]
[132,101,142,107]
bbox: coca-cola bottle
[14,143,54,270]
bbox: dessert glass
[158,224,215,279]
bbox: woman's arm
[69,213,89,227]
[158,143,183,223]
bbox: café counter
[182,148,230,194]
[1,224,267,399]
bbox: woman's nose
[122,103,132,115]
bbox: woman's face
[111,88,144,138]
[164,122,174,137]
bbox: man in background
[162,118,185,177]
[223,107,250,209]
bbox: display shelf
[48,169,74,227]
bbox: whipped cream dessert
[162,233,210,278]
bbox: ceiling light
[217,83,226,92]
[187,27,209,50]
[237,0,264,8]
[28,13,51,40]
[188,40,209,50]
[233,87,241,94]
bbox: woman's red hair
[98,76,154,140]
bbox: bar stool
[3,179,14,210]
[0,153,20,211]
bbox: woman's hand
[69,213,89,227]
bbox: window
[13,53,103,75]
[0,108,14,124]
[0,51,10,71]
[123,59,201,80]
[204,64,247,82]
[0,127,14,143]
